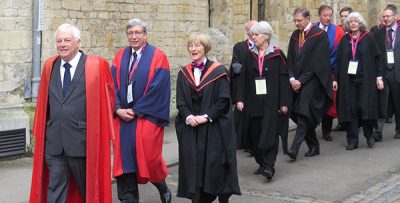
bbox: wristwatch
[203,114,212,123]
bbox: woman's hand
[376,78,384,90]
[236,102,244,111]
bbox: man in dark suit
[230,20,256,153]
[286,8,333,160]
[374,4,400,140]
[30,23,115,203]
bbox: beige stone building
[0,0,399,155]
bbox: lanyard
[349,32,368,60]
[128,44,146,80]
[258,53,265,77]
[386,28,396,49]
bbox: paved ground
[1,120,400,203]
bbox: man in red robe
[29,23,115,203]
[111,18,171,203]
[315,5,345,141]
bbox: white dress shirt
[60,52,82,87]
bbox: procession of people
[28,3,400,203]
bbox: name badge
[255,77,267,95]
[348,60,358,75]
[127,83,133,103]
[387,51,394,64]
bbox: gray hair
[344,12,368,32]
[250,21,274,42]
[126,18,148,33]
[55,23,80,40]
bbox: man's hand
[279,106,288,114]
[290,79,302,91]
[333,81,338,91]
[116,108,135,122]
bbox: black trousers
[290,115,319,152]
[45,153,86,203]
[191,187,231,203]
[386,70,400,134]
[346,78,374,145]
[116,173,139,203]
[248,117,279,174]
[321,114,333,135]
[116,173,168,203]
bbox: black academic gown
[230,40,252,150]
[175,60,241,199]
[236,48,290,151]
[287,25,333,126]
[336,32,384,122]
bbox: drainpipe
[31,0,42,102]
[258,0,265,21]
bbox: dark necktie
[388,28,394,48]
[63,63,72,97]
[129,52,138,72]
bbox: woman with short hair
[336,12,384,150]
[236,21,290,180]
[175,33,241,203]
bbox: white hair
[55,23,81,40]
[344,12,368,32]
[126,18,148,33]
[250,21,277,43]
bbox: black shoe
[394,133,400,139]
[153,181,171,203]
[254,166,264,175]
[304,148,320,157]
[367,138,374,148]
[385,118,393,123]
[346,144,358,150]
[373,132,382,142]
[332,124,345,131]
[287,149,297,160]
[322,133,333,141]
[261,169,273,181]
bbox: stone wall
[1,0,400,136]
[0,0,32,107]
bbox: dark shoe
[373,132,382,142]
[261,168,273,181]
[367,138,374,148]
[332,124,345,131]
[322,133,333,141]
[385,118,393,123]
[287,149,297,160]
[153,181,171,203]
[394,133,400,139]
[346,145,358,150]
[304,148,320,157]
[254,166,264,175]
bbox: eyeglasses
[382,14,394,19]
[293,19,305,23]
[187,43,202,49]
[127,31,145,37]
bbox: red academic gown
[111,44,170,184]
[29,55,115,203]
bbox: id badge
[127,83,133,103]
[347,60,358,75]
[255,77,267,95]
[387,51,394,64]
